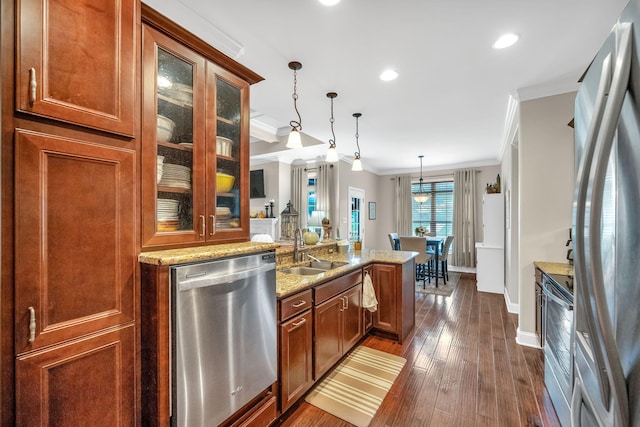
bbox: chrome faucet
[293,228,305,262]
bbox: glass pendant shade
[286,128,302,149]
[413,191,430,203]
[351,157,363,171]
[326,145,339,162]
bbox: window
[307,174,317,217]
[411,180,454,239]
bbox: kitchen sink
[279,266,327,276]
[309,260,349,270]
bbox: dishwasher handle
[178,262,275,291]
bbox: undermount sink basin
[309,260,349,270]
[279,266,327,276]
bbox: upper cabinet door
[16,0,136,137]
[14,129,136,353]
[141,24,207,247]
[206,62,250,240]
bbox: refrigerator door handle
[574,52,613,411]
[587,22,633,426]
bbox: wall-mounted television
[250,169,266,199]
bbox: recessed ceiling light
[493,33,520,49]
[318,0,341,6]
[379,69,399,81]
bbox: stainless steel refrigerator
[572,0,640,425]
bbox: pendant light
[351,113,363,171]
[413,155,430,203]
[286,61,303,149]
[325,92,339,162]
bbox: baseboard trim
[504,289,519,314]
[516,327,541,349]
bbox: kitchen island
[139,242,417,425]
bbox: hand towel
[362,271,378,312]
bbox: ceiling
[143,0,628,175]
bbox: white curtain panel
[452,169,477,267]
[317,164,333,224]
[290,166,307,227]
[394,175,413,236]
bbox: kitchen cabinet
[16,0,136,137]
[141,6,262,249]
[314,270,363,379]
[279,290,313,412]
[368,262,415,344]
[12,128,138,424]
[15,325,135,426]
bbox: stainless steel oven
[170,251,277,427]
[542,274,574,427]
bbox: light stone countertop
[275,249,417,298]
[139,243,417,299]
[138,242,279,265]
[534,261,574,276]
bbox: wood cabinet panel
[342,285,363,351]
[280,290,312,321]
[14,129,136,353]
[371,264,398,334]
[15,324,135,426]
[16,0,136,136]
[314,283,363,379]
[314,295,343,379]
[279,310,313,412]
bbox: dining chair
[435,235,454,283]
[399,236,435,288]
[388,232,401,250]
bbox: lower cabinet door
[279,310,313,412]
[342,285,363,351]
[372,264,398,333]
[15,324,136,426]
[314,296,343,379]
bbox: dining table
[426,237,444,285]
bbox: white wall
[517,92,575,343]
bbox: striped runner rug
[305,346,406,427]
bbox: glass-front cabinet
[141,23,255,248]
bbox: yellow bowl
[216,173,235,193]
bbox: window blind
[411,180,454,238]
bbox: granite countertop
[139,242,416,299]
[534,261,574,276]
[138,242,279,265]
[276,249,417,298]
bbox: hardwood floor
[276,273,561,427]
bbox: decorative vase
[303,230,319,245]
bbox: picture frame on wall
[368,202,376,220]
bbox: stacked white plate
[158,164,191,189]
[157,198,180,231]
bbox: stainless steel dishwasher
[170,251,276,427]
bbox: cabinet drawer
[235,396,276,427]
[280,290,312,321]
[314,270,362,305]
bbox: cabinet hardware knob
[28,306,36,343]
[292,301,306,308]
[29,68,37,105]
[209,215,215,236]
[199,215,205,236]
